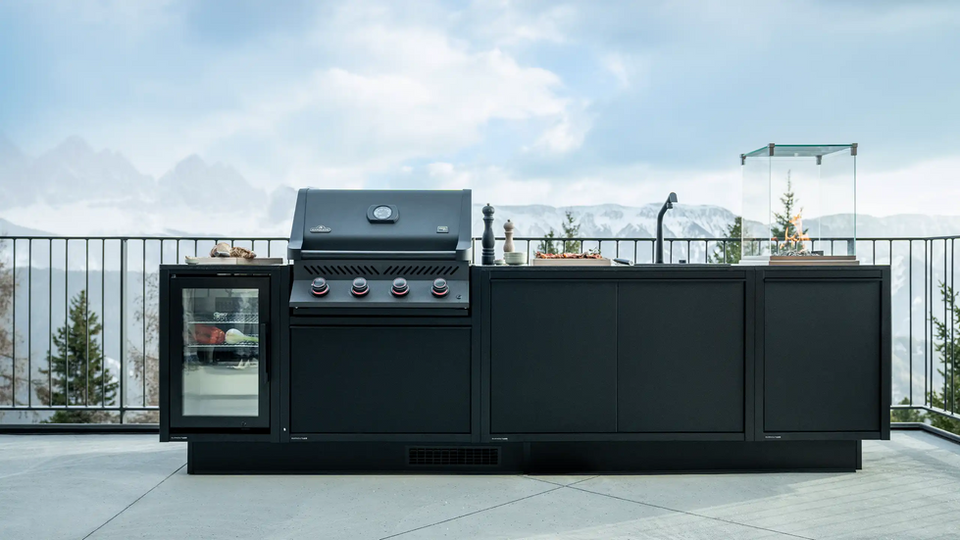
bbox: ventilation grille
[407,446,500,466]
[303,264,381,276]
[385,265,459,276]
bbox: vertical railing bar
[48,240,53,409]
[85,239,89,407]
[952,238,955,414]
[64,239,69,410]
[944,239,948,408]
[9,239,15,406]
[142,240,147,409]
[925,240,929,406]
[909,240,913,405]
[119,239,126,421]
[27,240,32,408]
[101,240,106,409]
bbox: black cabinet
[159,265,286,443]
[489,281,618,433]
[289,326,471,434]
[618,281,745,433]
[762,277,885,436]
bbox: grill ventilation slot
[303,265,381,276]
[384,265,459,277]
[407,447,500,466]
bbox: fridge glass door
[181,287,263,419]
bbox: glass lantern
[740,143,857,262]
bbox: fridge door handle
[260,322,269,382]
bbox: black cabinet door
[618,281,745,433]
[290,326,470,434]
[490,281,618,433]
[763,280,882,433]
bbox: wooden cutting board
[184,257,286,265]
[531,257,613,266]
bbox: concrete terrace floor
[2,433,960,540]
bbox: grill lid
[288,189,472,260]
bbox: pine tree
[561,211,582,254]
[711,217,742,264]
[537,211,583,255]
[38,290,118,423]
[769,172,809,253]
[927,282,960,434]
[536,230,559,255]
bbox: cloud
[423,160,740,211]
[168,6,574,189]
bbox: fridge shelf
[185,343,259,349]
[187,320,260,325]
[188,312,260,324]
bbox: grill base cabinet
[161,264,889,473]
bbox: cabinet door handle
[260,322,269,382]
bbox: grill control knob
[351,277,369,297]
[310,277,329,297]
[391,277,409,297]
[431,278,449,298]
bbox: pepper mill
[482,203,495,265]
[503,220,515,253]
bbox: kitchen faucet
[655,192,678,264]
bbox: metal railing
[0,234,957,436]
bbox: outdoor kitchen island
[173,262,890,474]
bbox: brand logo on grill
[437,226,449,233]
[309,225,332,233]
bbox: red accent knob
[391,277,409,297]
[311,277,329,297]
[431,278,449,298]
[351,277,369,297]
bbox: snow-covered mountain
[476,203,737,240]
[4,136,960,243]
[0,136,289,236]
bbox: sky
[1,0,960,217]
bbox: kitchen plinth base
[186,440,861,474]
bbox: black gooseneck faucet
[655,192,678,264]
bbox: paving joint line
[379,478,601,540]
[81,462,186,540]
[565,484,814,540]
[522,475,599,488]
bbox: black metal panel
[187,440,859,474]
[618,280,745,433]
[288,189,472,260]
[489,280,618,434]
[289,326,471,434]
[763,279,882,433]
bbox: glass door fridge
[164,275,272,437]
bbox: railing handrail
[6,234,960,241]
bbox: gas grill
[287,189,472,311]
